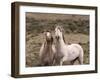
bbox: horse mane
[62,34,66,44]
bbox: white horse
[54,25,84,65]
[39,31,56,66]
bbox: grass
[26,33,89,67]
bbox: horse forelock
[55,26,66,44]
[56,25,63,32]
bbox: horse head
[44,31,53,43]
[55,25,64,41]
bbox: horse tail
[78,44,84,64]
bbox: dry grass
[26,33,89,67]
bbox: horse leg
[60,59,63,65]
[71,57,78,65]
[78,56,83,64]
[71,61,74,65]
[60,57,67,65]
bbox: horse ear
[44,31,48,37]
[59,25,64,32]
[55,24,60,29]
[43,30,48,35]
[61,26,65,33]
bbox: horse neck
[44,41,53,54]
[56,36,66,52]
[59,35,66,46]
